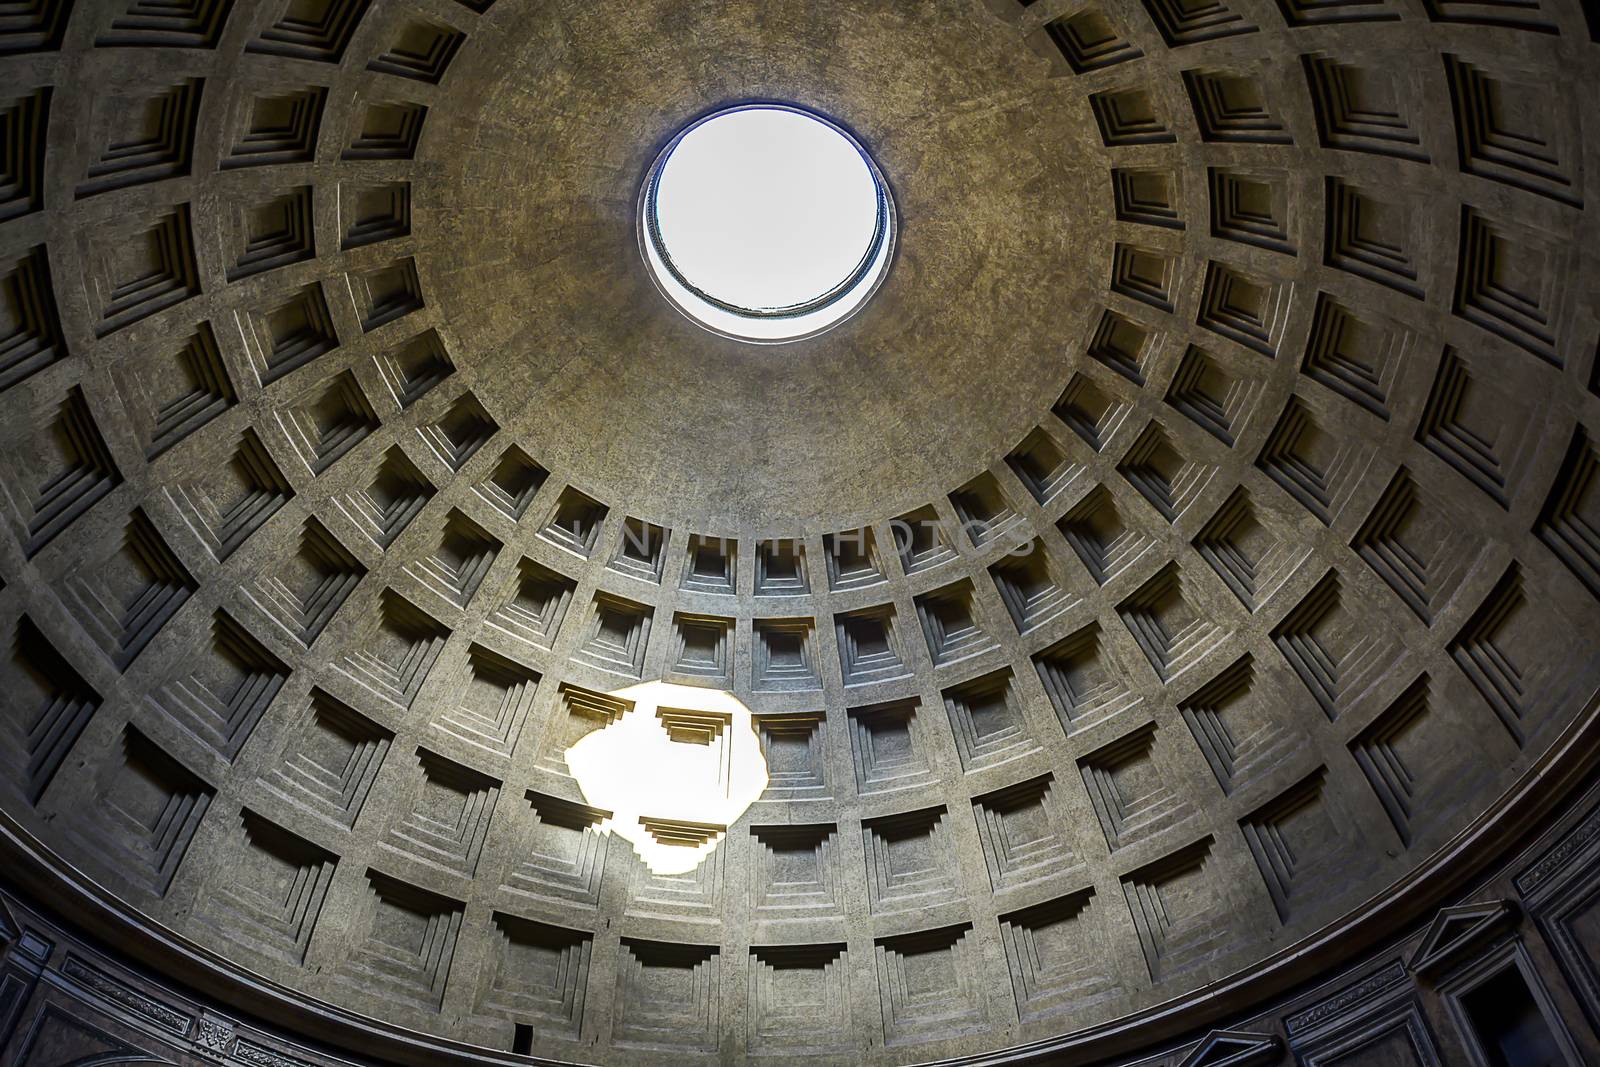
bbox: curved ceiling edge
[3,692,1595,1067]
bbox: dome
[0,1,1598,1066]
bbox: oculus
[639,104,896,344]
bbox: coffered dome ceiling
[0,0,1597,1065]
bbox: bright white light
[563,681,768,876]
[639,105,895,344]
[656,109,878,310]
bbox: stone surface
[0,0,1596,1064]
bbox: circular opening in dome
[639,104,895,344]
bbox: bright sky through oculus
[640,105,895,343]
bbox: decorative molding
[1285,961,1408,1035]
[1516,794,1600,898]
[1406,900,1519,980]
[197,1012,237,1058]
[61,954,192,1036]
[235,1039,321,1067]
[1178,1029,1283,1067]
